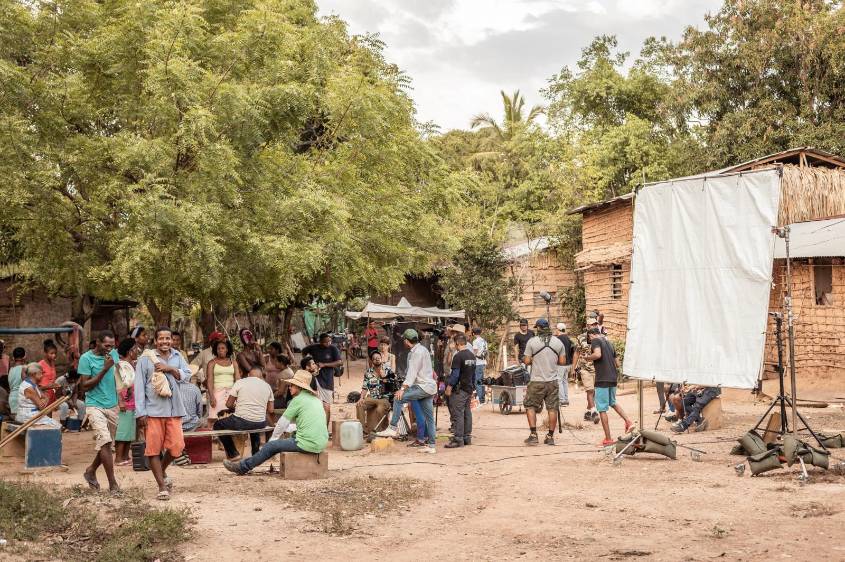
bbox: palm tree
[470,89,544,142]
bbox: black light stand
[752,226,827,450]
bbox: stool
[278,451,328,480]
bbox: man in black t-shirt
[513,318,535,365]
[445,333,476,448]
[302,333,342,430]
[584,328,633,446]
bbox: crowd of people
[0,312,723,494]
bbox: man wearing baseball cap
[522,319,567,446]
[223,368,328,475]
[376,329,437,454]
[571,316,600,424]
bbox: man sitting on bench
[223,369,328,475]
[669,386,720,433]
[213,366,274,461]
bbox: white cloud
[317,0,722,131]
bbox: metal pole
[783,226,798,438]
[637,380,644,430]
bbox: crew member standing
[522,319,566,446]
[571,317,599,424]
[583,327,633,446]
[513,318,535,366]
[302,333,342,430]
[445,333,476,448]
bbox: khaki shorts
[580,368,595,392]
[85,406,118,451]
[524,381,559,413]
[315,382,333,405]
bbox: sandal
[116,460,131,466]
[406,440,426,448]
[600,439,615,447]
[156,490,171,501]
[83,471,100,491]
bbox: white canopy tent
[345,297,465,320]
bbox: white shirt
[403,343,436,395]
[472,336,488,366]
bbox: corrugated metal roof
[501,237,551,260]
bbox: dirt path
[3,360,845,561]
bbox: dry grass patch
[276,475,432,535]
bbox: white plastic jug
[339,420,364,451]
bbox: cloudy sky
[316,0,722,131]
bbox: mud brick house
[0,266,136,363]
[569,147,845,380]
[503,237,577,334]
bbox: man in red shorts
[134,327,192,500]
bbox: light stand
[752,226,827,450]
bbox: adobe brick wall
[0,280,73,364]
[582,202,634,251]
[765,260,845,380]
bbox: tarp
[345,298,464,320]
[774,217,845,258]
[623,169,781,389]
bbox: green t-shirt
[78,349,120,409]
[285,392,329,453]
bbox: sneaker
[375,426,399,438]
[418,446,436,454]
[222,459,243,475]
[463,437,472,446]
[670,422,687,434]
[544,434,555,446]
[524,433,539,446]
[664,414,678,422]
[444,440,463,449]
[693,419,709,433]
[406,440,426,448]
[583,411,592,421]
[591,411,600,424]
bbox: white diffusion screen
[622,169,781,389]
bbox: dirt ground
[3,358,845,561]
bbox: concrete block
[278,451,328,480]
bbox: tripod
[752,309,827,450]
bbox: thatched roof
[779,165,845,226]
[574,242,631,268]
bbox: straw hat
[288,370,315,394]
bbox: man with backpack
[522,319,567,446]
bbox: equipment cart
[489,384,527,415]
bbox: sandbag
[730,443,745,456]
[817,433,844,449]
[748,449,783,476]
[782,435,800,467]
[642,438,677,459]
[615,435,638,455]
[799,445,830,470]
[639,429,671,446]
[739,430,767,456]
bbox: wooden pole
[0,395,70,450]
[637,380,644,430]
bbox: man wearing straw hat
[223,369,328,475]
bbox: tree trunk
[198,304,216,341]
[146,299,172,328]
[282,305,295,349]
[71,293,96,328]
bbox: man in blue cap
[522,319,567,446]
[375,328,437,454]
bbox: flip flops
[83,471,100,491]
[156,490,171,501]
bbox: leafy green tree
[0,0,459,325]
[440,233,520,331]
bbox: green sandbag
[740,431,767,456]
[800,446,830,469]
[783,435,800,467]
[730,443,745,456]
[615,435,638,455]
[642,438,677,459]
[748,448,783,476]
[640,429,672,446]
[818,433,844,449]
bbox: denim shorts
[595,386,617,413]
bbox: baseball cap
[402,328,419,341]
[519,318,528,325]
[534,318,549,329]
[556,322,566,331]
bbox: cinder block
[279,451,328,480]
